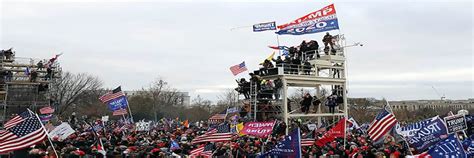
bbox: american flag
[192,123,233,144]
[368,107,398,142]
[190,143,214,158]
[3,111,31,129]
[301,131,315,146]
[0,111,47,153]
[39,106,55,114]
[113,108,128,116]
[301,138,315,146]
[99,86,125,103]
[208,110,227,124]
[229,61,248,76]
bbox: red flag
[315,118,346,147]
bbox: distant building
[389,98,474,111]
[124,91,190,106]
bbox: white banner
[49,122,75,141]
[135,121,152,131]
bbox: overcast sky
[1,0,472,102]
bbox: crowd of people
[235,73,344,117]
[258,32,342,77]
[0,112,416,158]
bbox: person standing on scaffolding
[323,32,334,55]
[3,48,14,60]
[30,69,38,82]
[300,93,313,114]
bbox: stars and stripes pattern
[3,111,31,129]
[192,123,233,144]
[301,138,315,146]
[189,143,214,158]
[367,107,398,142]
[301,131,315,146]
[99,86,125,103]
[427,134,467,158]
[201,143,214,157]
[113,108,128,116]
[39,106,55,114]
[0,111,47,153]
[208,110,227,124]
[229,61,248,76]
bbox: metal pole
[252,82,257,121]
[125,95,134,123]
[276,35,281,56]
[3,84,8,123]
[28,109,59,158]
[282,77,289,134]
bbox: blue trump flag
[107,96,128,111]
[462,135,474,157]
[253,21,276,32]
[407,116,449,153]
[259,128,301,158]
[427,134,467,158]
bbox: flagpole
[276,35,281,56]
[27,109,59,158]
[384,99,414,156]
[125,95,134,123]
[83,120,107,158]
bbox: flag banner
[107,96,129,111]
[276,4,339,35]
[135,121,152,131]
[241,121,275,138]
[408,116,449,153]
[39,114,53,123]
[368,107,398,144]
[39,106,55,114]
[191,123,233,144]
[229,61,248,76]
[0,111,47,153]
[170,140,181,150]
[113,109,127,116]
[397,117,433,138]
[226,107,240,114]
[462,136,474,157]
[260,128,301,158]
[260,52,275,65]
[315,118,345,147]
[347,117,360,130]
[444,114,467,134]
[48,122,75,141]
[427,134,467,158]
[253,21,276,32]
[208,110,227,124]
[99,86,125,103]
[268,45,289,50]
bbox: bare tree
[216,89,239,109]
[140,78,186,121]
[49,72,103,115]
[192,95,213,112]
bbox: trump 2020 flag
[107,96,128,111]
[259,128,301,158]
[276,4,339,35]
[427,134,467,158]
[407,116,449,153]
[253,21,276,32]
